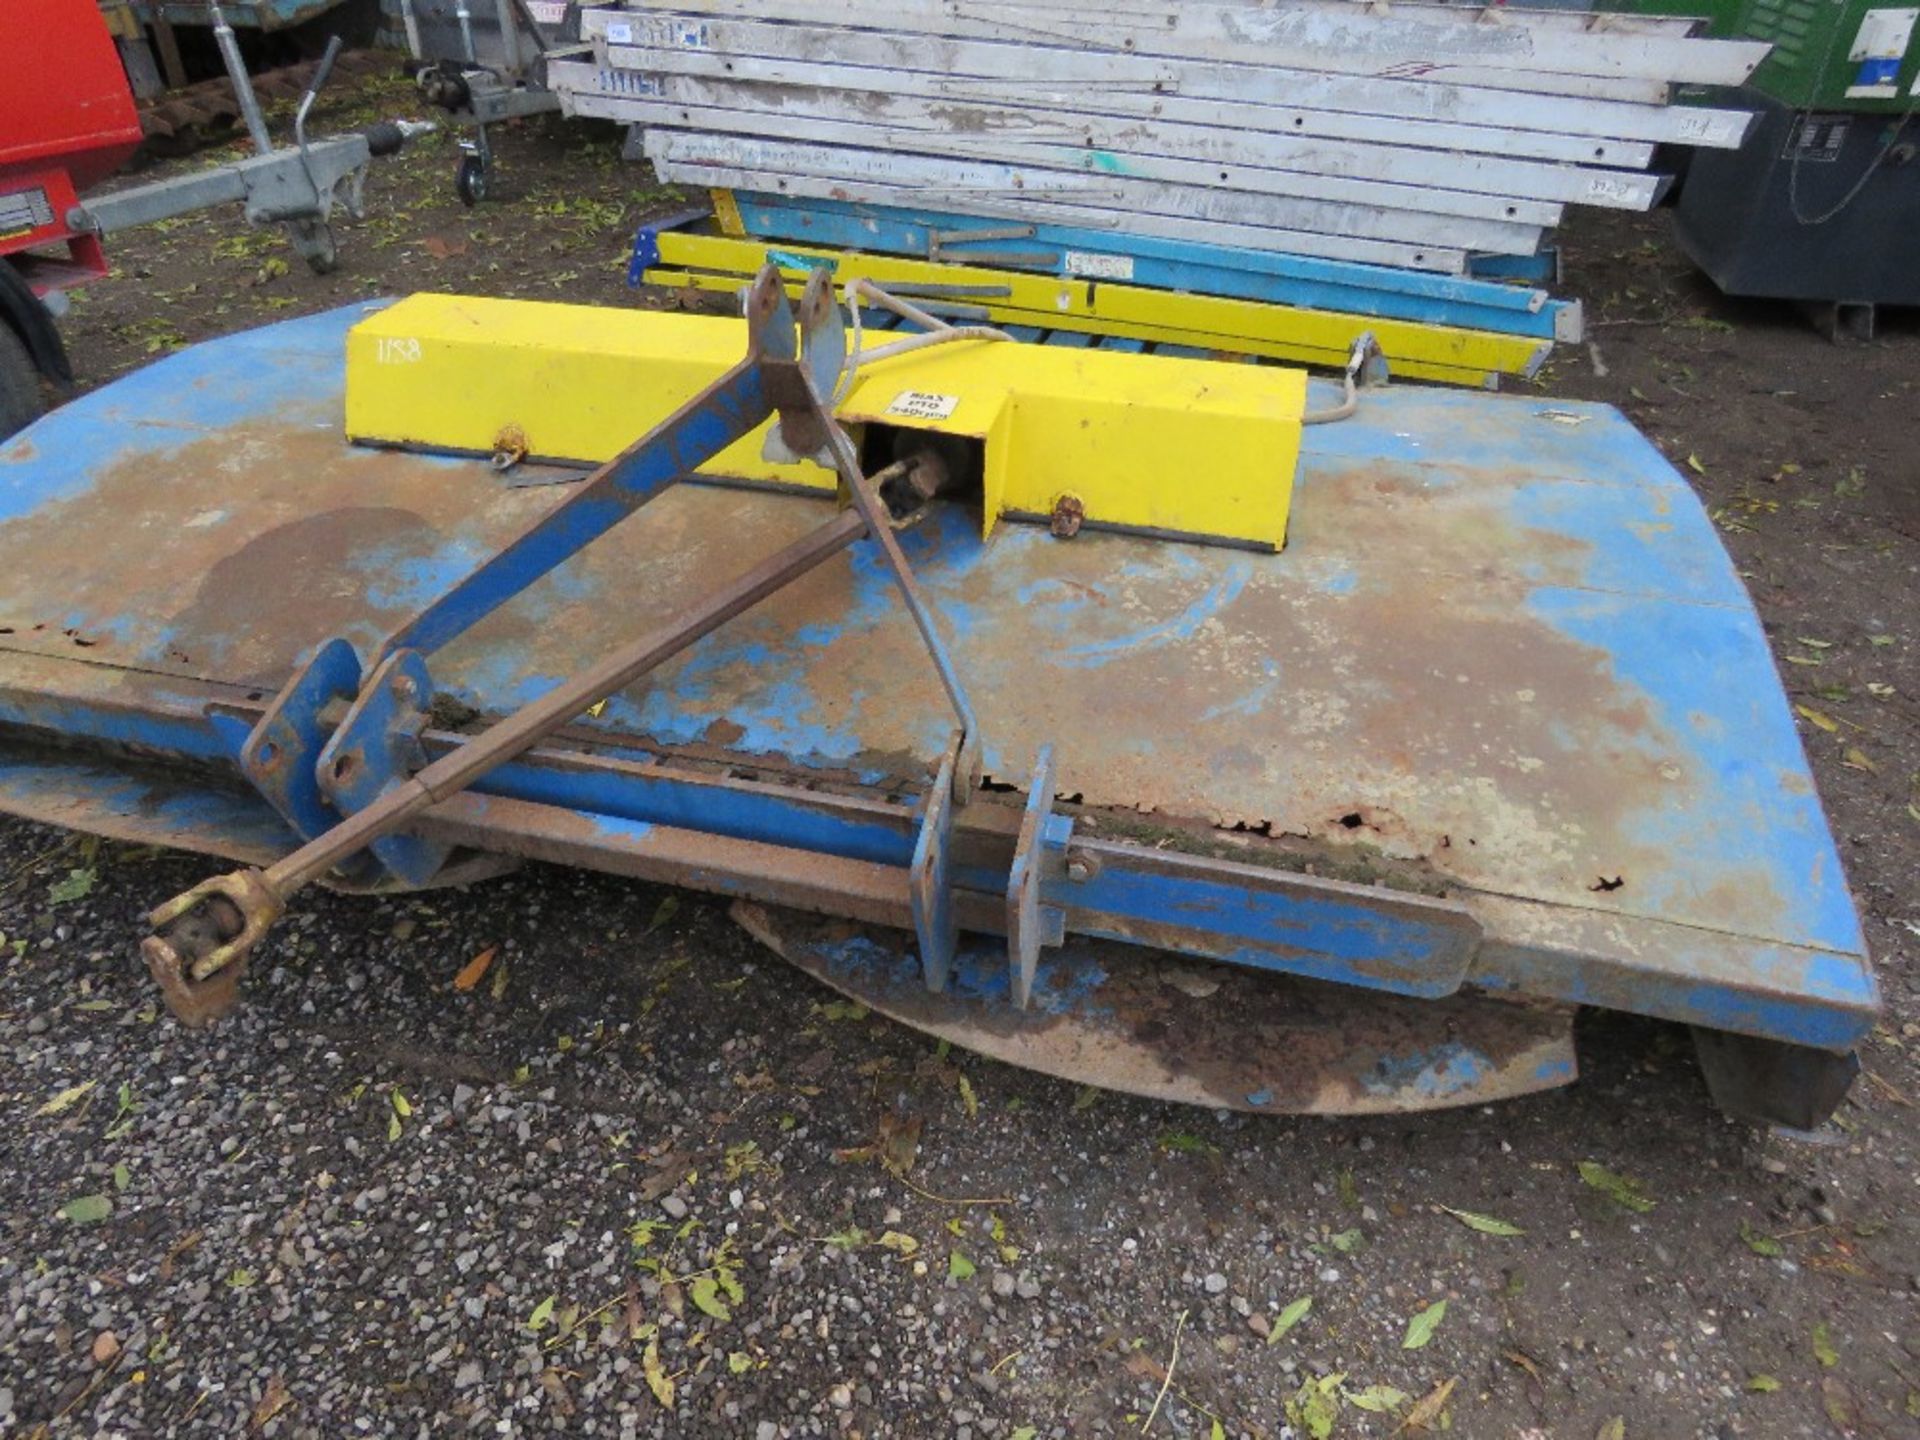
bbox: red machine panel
[1,1,143,289]
[0,0,144,194]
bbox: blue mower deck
[0,302,1876,1123]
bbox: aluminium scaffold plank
[638,143,1475,273]
[638,131,1542,260]
[577,8,1756,146]
[1004,0,1712,35]
[581,43,1661,168]
[559,81,1572,228]
[602,0,1767,98]
[561,61,1661,211]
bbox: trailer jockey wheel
[288,219,339,276]
[455,151,488,208]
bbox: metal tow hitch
[141,266,984,1025]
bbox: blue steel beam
[380,357,775,662]
[705,192,1580,342]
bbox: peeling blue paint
[1364,1043,1495,1099]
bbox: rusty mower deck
[0,284,1875,1125]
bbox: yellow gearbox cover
[345,294,1307,550]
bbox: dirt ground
[2,63,1917,1439]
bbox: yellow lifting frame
[344,293,1309,550]
[645,231,1549,388]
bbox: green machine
[1618,0,1918,331]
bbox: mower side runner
[0,284,1878,1127]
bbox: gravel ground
[2,64,1917,1439]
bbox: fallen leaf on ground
[642,1336,674,1408]
[1577,1161,1656,1212]
[35,1080,97,1116]
[1158,1130,1219,1158]
[48,867,97,904]
[948,1251,976,1281]
[1398,1376,1456,1432]
[1840,747,1877,773]
[1821,1375,1863,1430]
[689,1274,730,1322]
[1267,1295,1312,1345]
[1596,1418,1625,1440]
[453,946,497,991]
[526,1295,556,1332]
[877,1230,919,1257]
[251,1373,293,1431]
[1286,1373,1344,1440]
[646,896,680,934]
[160,1228,202,1278]
[1402,1300,1447,1350]
[1121,1348,1164,1384]
[1746,1374,1780,1393]
[420,236,470,260]
[637,1148,691,1203]
[1795,704,1839,733]
[1346,1383,1410,1413]
[58,1193,112,1225]
[1739,1219,1783,1256]
[1504,1349,1545,1383]
[1329,1227,1363,1253]
[1440,1205,1524,1236]
[538,1368,575,1417]
[1811,1320,1838,1368]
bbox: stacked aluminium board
[551,0,1768,281]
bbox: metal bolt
[1066,859,1091,883]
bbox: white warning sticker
[604,20,633,42]
[886,390,960,421]
[1063,250,1135,281]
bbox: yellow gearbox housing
[345,294,1307,550]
